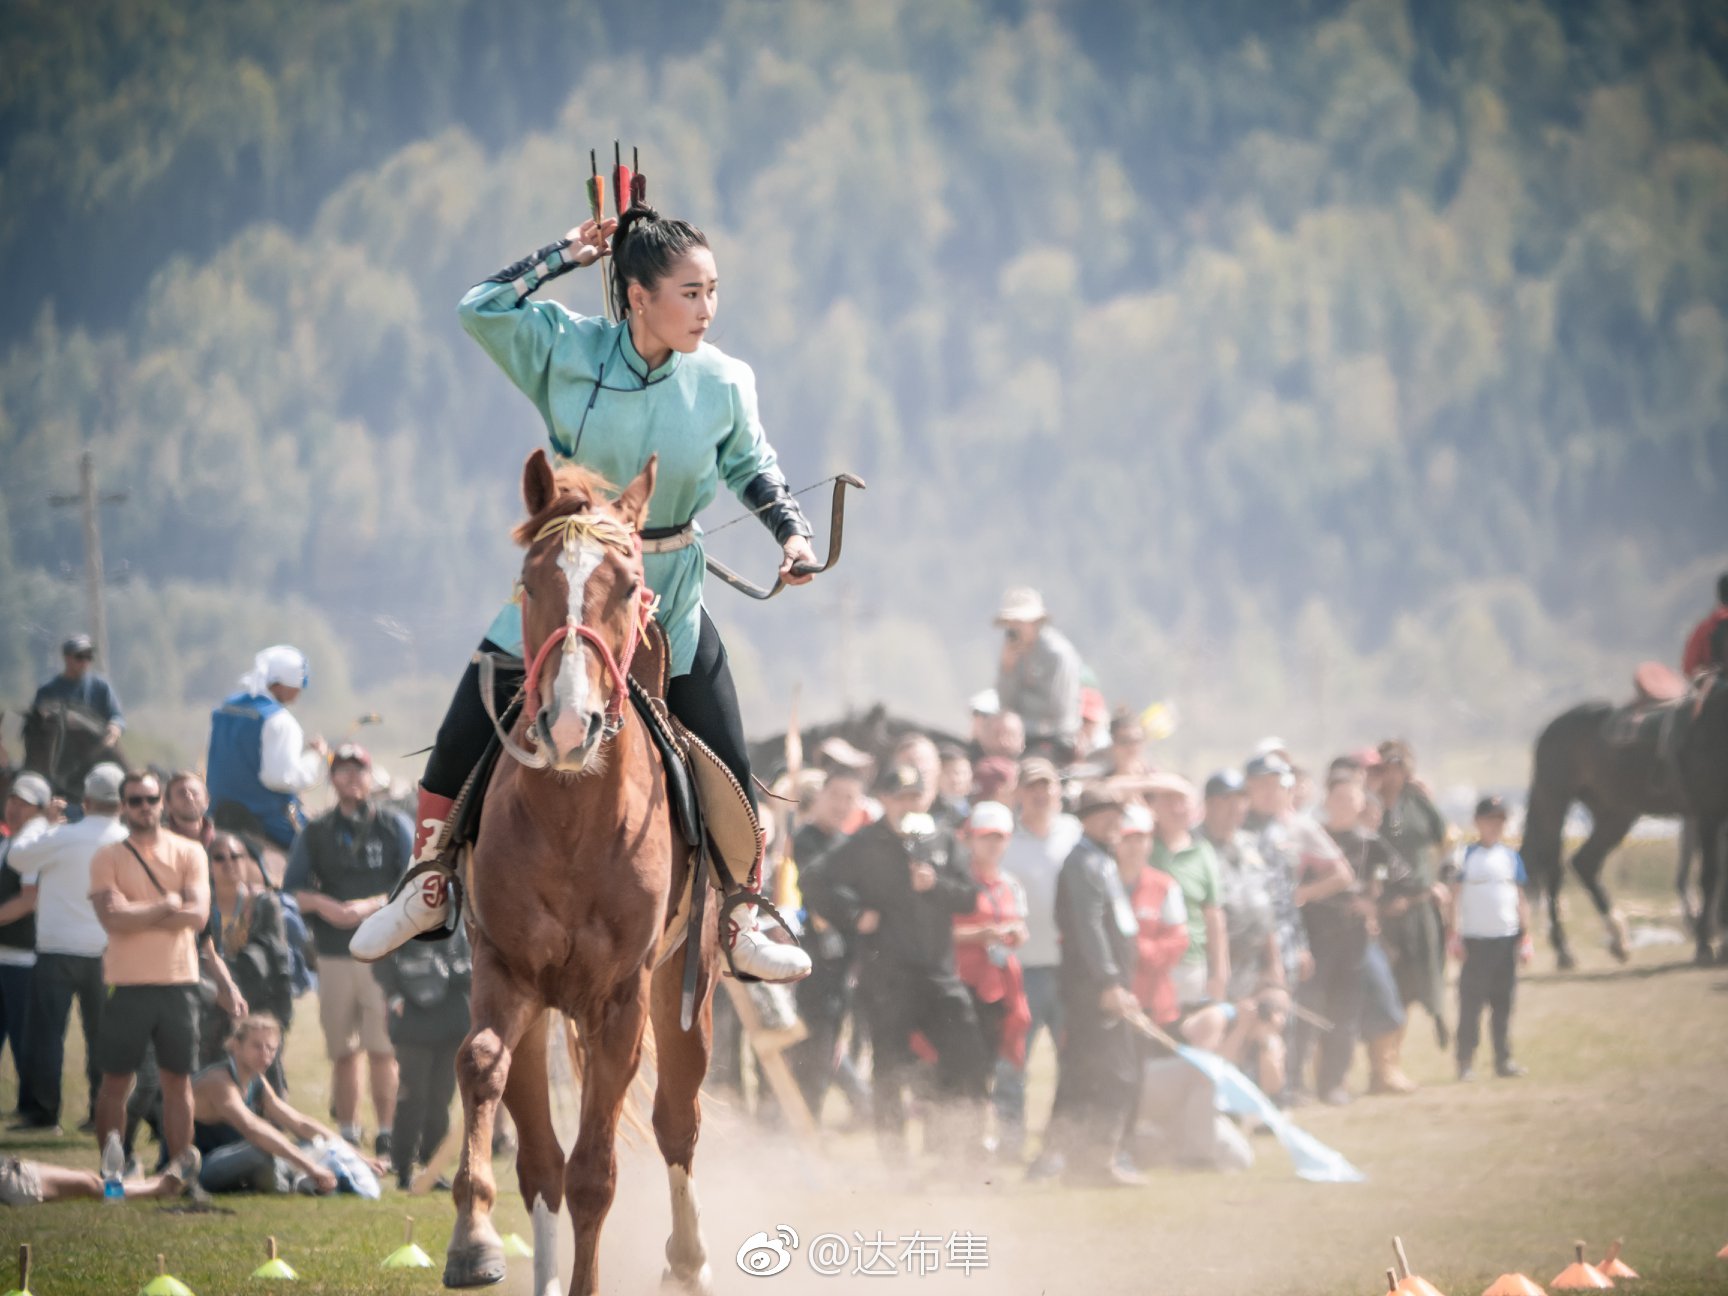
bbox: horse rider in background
[1681,571,1728,681]
[27,634,124,797]
[206,646,327,850]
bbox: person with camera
[372,919,472,1189]
[994,588,1083,764]
[799,765,986,1167]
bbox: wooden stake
[157,1253,168,1275]
[266,1237,278,1262]
[1385,1269,1399,1293]
[1393,1237,1413,1281]
[404,1216,415,1245]
[17,1243,29,1290]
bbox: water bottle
[100,1131,125,1203]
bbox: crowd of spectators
[0,590,1557,1203]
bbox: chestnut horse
[445,449,719,1296]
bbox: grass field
[2,865,1725,1295]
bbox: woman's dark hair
[610,205,709,313]
[1717,571,1728,605]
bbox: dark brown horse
[445,450,718,1296]
[1524,673,1728,968]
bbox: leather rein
[505,511,657,766]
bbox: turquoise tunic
[458,240,789,677]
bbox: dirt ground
[5,921,1725,1294]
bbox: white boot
[724,903,812,983]
[350,788,455,963]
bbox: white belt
[641,524,697,555]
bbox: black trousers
[788,942,854,1118]
[424,611,753,809]
[858,963,986,1156]
[19,951,104,1126]
[393,1037,462,1182]
[1047,992,1141,1172]
[1456,936,1519,1067]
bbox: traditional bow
[704,473,867,600]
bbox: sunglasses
[209,851,240,862]
[125,794,162,807]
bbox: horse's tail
[556,1013,657,1144]
[1523,702,1606,891]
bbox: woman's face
[209,837,247,891]
[630,247,718,357]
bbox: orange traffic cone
[1597,1241,1636,1281]
[1551,1243,1614,1290]
[1483,1274,1547,1296]
[1392,1237,1447,1296]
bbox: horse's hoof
[1556,952,1577,972]
[661,1263,715,1295]
[443,1244,507,1289]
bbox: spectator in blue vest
[206,646,327,848]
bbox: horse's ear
[616,454,658,529]
[523,449,556,517]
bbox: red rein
[523,586,654,740]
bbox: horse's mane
[512,464,619,546]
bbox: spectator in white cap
[965,688,1000,763]
[8,762,127,1132]
[0,772,56,1083]
[206,646,328,849]
[994,587,1083,763]
[952,799,1030,1139]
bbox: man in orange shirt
[88,771,209,1188]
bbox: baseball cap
[995,587,1047,624]
[1018,756,1060,787]
[62,634,94,657]
[8,772,52,808]
[969,688,1001,717]
[83,762,125,805]
[1204,768,1245,799]
[1120,803,1154,836]
[967,801,1014,836]
[1253,736,1289,760]
[1075,783,1127,818]
[1244,753,1295,787]
[331,743,372,770]
[817,736,873,771]
[874,764,926,798]
[1474,795,1509,819]
[1144,772,1196,802]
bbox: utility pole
[48,450,127,670]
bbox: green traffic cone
[138,1253,195,1296]
[3,1242,33,1296]
[251,1237,297,1281]
[381,1216,434,1270]
[501,1233,534,1259]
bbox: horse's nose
[548,702,605,763]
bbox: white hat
[969,688,1001,716]
[1120,803,1154,836]
[994,587,1047,623]
[240,645,310,696]
[8,772,52,808]
[1254,736,1289,759]
[83,762,125,805]
[967,800,1015,836]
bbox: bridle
[521,511,657,748]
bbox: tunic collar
[618,321,682,385]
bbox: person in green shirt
[354,208,818,983]
[1147,775,1229,1008]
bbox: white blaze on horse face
[530,1194,562,1296]
[549,537,607,758]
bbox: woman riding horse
[353,207,814,984]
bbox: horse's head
[514,449,657,774]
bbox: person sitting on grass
[190,1013,341,1194]
[0,1152,194,1206]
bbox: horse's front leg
[1696,814,1725,965]
[1572,810,1635,963]
[566,976,650,1296]
[446,940,538,1290]
[1547,869,1574,971]
[503,1009,567,1296]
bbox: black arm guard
[742,470,814,545]
[483,239,577,287]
